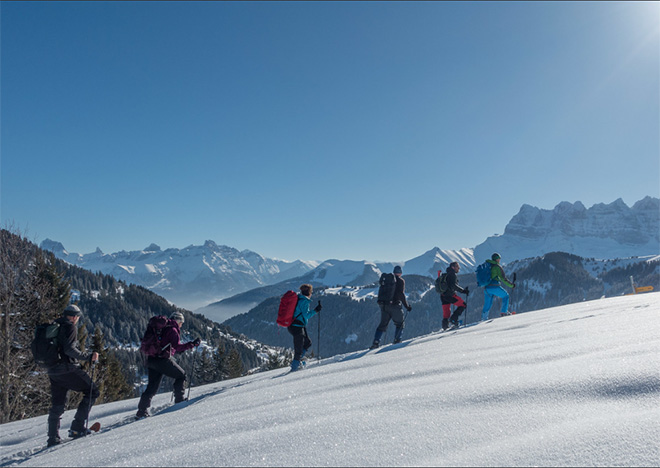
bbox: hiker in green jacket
[482,253,515,321]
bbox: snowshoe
[68,428,91,439]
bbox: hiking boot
[290,359,301,372]
[68,428,91,439]
[392,339,402,344]
[135,409,150,420]
[369,341,380,350]
[500,312,512,317]
[46,436,61,447]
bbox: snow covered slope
[2,293,658,467]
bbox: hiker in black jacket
[46,305,99,447]
[370,265,412,349]
[441,262,469,330]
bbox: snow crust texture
[1,293,658,467]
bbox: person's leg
[301,327,312,355]
[47,376,68,444]
[137,362,165,416]
[68,367,100,432]
[488,286,510,314]
[482,289,494,321]
[390,305,405,343]
[450,296,466,325]
[157,359,187,403]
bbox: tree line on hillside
[0,228,289,424]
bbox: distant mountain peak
[476,196,659,263]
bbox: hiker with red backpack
[480,253,516,321]
[136,311,200,419]
[287,284,322,372]
[440,262,470,330]
[370,265,412,349]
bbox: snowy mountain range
[2,292,658,467]
[39,239,318,311]
[41,196,658,315]
[473,196,659,263]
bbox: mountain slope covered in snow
[2,293,658,467]
[474,197,659,263]
[40,239,319,311]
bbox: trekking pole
[85,361,97,432]
[187,347,198,401]
[317,301,321,362]
[512,272,517,313]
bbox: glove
[464,287,470,296]
[406,305,412,312]
[314,303,323,313]
[192,338,201,347]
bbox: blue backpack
[475,261,493,287]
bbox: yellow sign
[635,286,654,293]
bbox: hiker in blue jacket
[482,253,515,321]
[287,284,322,372]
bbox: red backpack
[276,291,299,327]
[140,316,173,357]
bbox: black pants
[377,303,405,333]
[138,356,187,412]
[287,326,312,361]
[47,363,99,438]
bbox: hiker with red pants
[441,262,469,330]
[136,311,200,419]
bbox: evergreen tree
[226,349,245,379]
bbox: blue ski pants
[482,286,509,321]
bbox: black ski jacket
[442,267,467,297]
[53,316,92,365]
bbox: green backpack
[435,273,449,295]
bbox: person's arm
[396,278,411,310]
[58,323,91,362]
[493,265,515,288]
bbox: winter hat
[170,312,185,323]
[64,304,82,317]
[492,253,501,261]
[393,265,403,274]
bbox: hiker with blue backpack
[136,311,200,419]
[287,284,322,372]
[477,253,516,321]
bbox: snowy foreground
[2,293,659,467]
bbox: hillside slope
[1,293,658,467]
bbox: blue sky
[2,1,658,262]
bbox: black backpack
[435,273,449,295]
[31,322,61,368]
[377,273,397,304]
